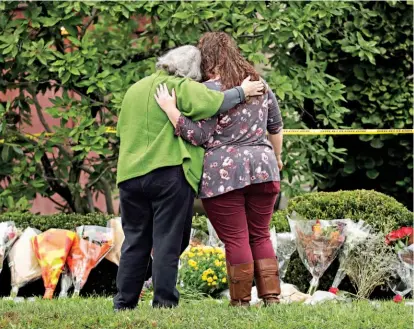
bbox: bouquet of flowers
[8,227,42,297]
[64,226,113,297]
[179,245,227,295]
[386,227,413,302]
[269,227,296,281]
[289,212,346,295]
[386,227,413,252]
[329,220,371,295]
[389,250,413,303]
[105,218,124,266]
[0,221,19,274]
[31,229,77,299]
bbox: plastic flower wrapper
[207,220,224,248]
[329,220,371,294]
[58,265,73,299]
[269,227,296,281]
[31,229,77,299]
[288,212,346,295]
[0,221,19,274]
[105,217,124,266]
[189,229,209,247]
[389,246,413,303]
[8,227,42,297]
[66,226,113,296]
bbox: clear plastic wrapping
[105,218,124,266]
[330,220,371,291]
[8,227,42,297]
[270,227,296,280]
[65,226,113,296]
[288,212,346,295]
[0,221,19,274]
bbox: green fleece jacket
[116,70,224,192]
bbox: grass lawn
[0,298,412,329]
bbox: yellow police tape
[0,128,413,144]
[104,127,414,136]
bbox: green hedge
[0,190,411,298]
[271,190,412,234]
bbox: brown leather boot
[254,258,281,306]
[226,262,254,307]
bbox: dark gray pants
[113,166,194,309]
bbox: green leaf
[172,12,191,19]
[366,169,380,179]
[1,145,9,162]
[370,138,384,149]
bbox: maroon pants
[202,182,280,265]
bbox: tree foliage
[0,1,412,213]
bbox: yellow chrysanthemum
[213,275,218,280]
[188,259,197,267]
[207,277,213,283]
[214,260,223,267]
[208,283,212,286]
[202,275,207,281]
[212,281,217,286]
[197,251,203,256]
[188,252,195,258]
[222,277,227,283]
[218,254,225,260]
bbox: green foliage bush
[0,212,111,232]
[272,190,412,234]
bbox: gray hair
[156,45,202,81]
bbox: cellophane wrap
[105,218,124,266]
[0,221,19,274]
[8,227,42,297]
[66,226,113,296]
[389,244,414,298]
[31,229,77,299]
[270,227,296,280]
[288,212,346,295]
[331,220,371,290]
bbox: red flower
[385,227,413,245]
[393,294,403,303]
[329,287,339,295]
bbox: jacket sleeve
[267,90,283,134]
[174,114,218,146]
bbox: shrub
[0,212,111,232]
[272,190,412,234]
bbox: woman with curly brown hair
[154,32,283,307]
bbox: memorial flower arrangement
[179,245,228,295]
[289,213,346,295]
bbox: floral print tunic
[175,80,283,199]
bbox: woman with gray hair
[114,45,264,310]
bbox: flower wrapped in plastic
[329,220,371,294]
[389,244,413,302]
[31,229,77,299]
[288,212,346,295]
[269,227,296,281]
[105,218,124,266]
[65,226,113,296]
[8,227,42,297]
[207,219,224,248]
[0,221,19,274]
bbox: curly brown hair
[198,32,260,90]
